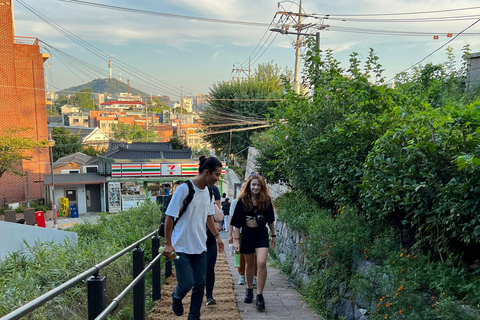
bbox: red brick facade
[0,1,49,206]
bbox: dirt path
[149,251,241,320]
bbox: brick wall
[0,1,49,206]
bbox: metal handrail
[95,252,163,320]
[0,230,159,320]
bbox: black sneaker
[172,293,184,316]
[206,297,216,306]
[256,294,265,311]
[244,288,253,303]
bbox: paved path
[45,211,101,229]
[220,232,323,320]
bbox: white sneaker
[253,275,257,286]
[238,275,246,285]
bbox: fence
[0,230,173,320]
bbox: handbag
[254,206,268,227]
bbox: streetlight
[48,135,57,228]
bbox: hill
[57,78,148,97]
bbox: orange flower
[395,293,398,297]
[386,302,392,307]
[400,253,404,257]
[399,310,403,314]
[398,286,403,291]
[384,314,388,319]
[392,261,395,264]
[380,297,385,302]
[407,254,411,258]
[377,304,380,308]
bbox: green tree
[51,127,82,161]
[81,145,107,157]
[69,88,96,110]
[112,123,156,142]
[0,127,48,178]
[201,62,286,158]
[170,135,188,149]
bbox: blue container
[70,204,79,218]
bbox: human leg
[205,240,217,302]
[255,248,268,294]
[224,215,229,231]
[188,252,207,319]
[172,253,194,316]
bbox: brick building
[0,2,50,206]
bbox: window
[73,119,79,123]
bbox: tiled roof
[54,152,92,168]
[107,142,173,152]
[48,125,95,140]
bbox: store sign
[161,163,181,176]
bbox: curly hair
[238,174,271,212]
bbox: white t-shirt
[166,181,214,254]
[229,198,238,216]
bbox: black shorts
[240,226,269,254]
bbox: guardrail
[0,230,173,320]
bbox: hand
[233,239,240,252]
[228,234,233,244]
[270,237,276,248]
[216,237,225,253]
[162,244,174,260]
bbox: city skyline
[12,0,480,99]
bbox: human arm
[268,222,276,248]
[207,215,224,253]
[214,202,224,232]
[233,226,241,252]
[162,215,175,259]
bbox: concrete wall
[245,147,290,199]
[0,221,78,261]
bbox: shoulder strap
[173,180,195,228]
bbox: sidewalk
[220,232,323,320]
[45,211,101,229]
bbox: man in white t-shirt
[163,156,225,320]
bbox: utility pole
[231,60,251,81]
[271,1,329,94]
[293,0,303,94]
[179,87,183,139]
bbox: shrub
[0,200,162,319]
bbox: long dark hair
[198,156,222,174]
[239,174,271,212]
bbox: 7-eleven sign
[161,163,181,176]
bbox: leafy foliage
[201,62,286,158]
[0,127,48,178]
[112,122,157,142]
[0,201,162,319]
[170,134,188,149]
[51,126,82,161]
[68,88,97,110]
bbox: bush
[0,200,162,319]
[274,191,480,320]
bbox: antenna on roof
[108,51,112,79]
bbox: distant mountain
[57,78,148,97]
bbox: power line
[57,0,272,27]
[388,18,480,82]
[18,0,189,98]
[316,6,480,17]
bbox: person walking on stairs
[231,173,276,311]
[162,156,225,320]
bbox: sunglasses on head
[251,172,263,177]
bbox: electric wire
[18,0,188,98]
[240,13,277,68]
[387,18,480,82]
[317,6,480,17]
[57,0,272,27]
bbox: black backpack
[158,180,213,237]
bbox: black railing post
[133,247,145,320]
[151,235,161,301]
[165,259,172,279]
[87,274,106,320]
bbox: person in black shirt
[231,173,276,311]
[221,198,231,231]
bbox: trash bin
[70,203,79,218]
[35,211,46,228]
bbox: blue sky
[12,0,480,100]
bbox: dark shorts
[240,226,269,254]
